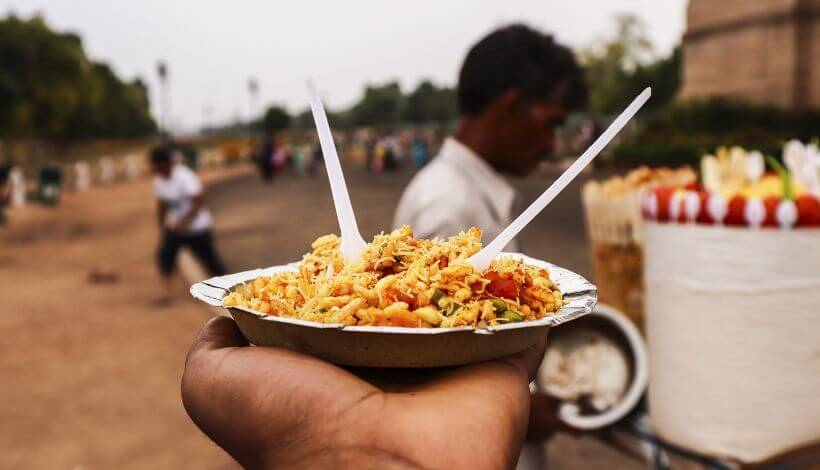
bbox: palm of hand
[182,317,545,469]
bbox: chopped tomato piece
[484,271,519,300]
[385,287,417,309]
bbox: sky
[2,0,687,133]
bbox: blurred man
[150,146,225,303]
[393,24,587,467]
[394,24,587,250]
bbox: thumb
[186,315,248,364]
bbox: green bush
[611,98,819,167]
[611,134,782,167]
[650,98,820,138]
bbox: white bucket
[644,222,820,463]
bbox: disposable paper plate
[190,252,597,368]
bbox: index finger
[499,330,549,382]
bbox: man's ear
[481,89,523,129]
[494,89,523,115]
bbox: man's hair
[149,146,173,165]
[457,24,587,115]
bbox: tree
[580,14,663,114]
[261,105,291,133]
[628,46,681,113]
[402,80,458,124]
[349,82,403,127]
[288,79,456,131]
[0,14,156,141]
[291,109,313,130]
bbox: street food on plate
[587,166,697,199]
[223,226,564,328]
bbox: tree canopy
[0,14,156,141]
[580,14,680,115]
[349,82,404,127]
[402,81,458,124]
[261,106,291,133]
[282,80,457,131]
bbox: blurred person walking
[411,132,429,167]
[37,163,63,206]
[394,24,587,252]
[149,146,226,304]
[273,143,289,172]
[0,162,10,224]
[8,164,26,207]
[369,138,384,174]
[309,141,323,175]
[383,134,398,171]
[258,133,278,182]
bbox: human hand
[181,316,548,469]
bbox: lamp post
[157,61,170,139]
[247,77,259,139]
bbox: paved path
[209,162,593,278]
[1,161,639,469]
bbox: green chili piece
[491,299,507,314]
[439,299,463,317]
[431,288,445,307]
[502,310,524,322]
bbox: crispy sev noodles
[223,226,564,328]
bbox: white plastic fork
[307,80,367,263]
[467,87,652,271]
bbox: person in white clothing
[150,146,225,302]
[393,24,588,466]
[394,24,587,252]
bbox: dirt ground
[0,168,247,470]
[0,161,641,469]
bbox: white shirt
[393,137,519,250]
[153,164,213,233]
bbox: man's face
[490,96,567,176]
[151,160,172,178]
